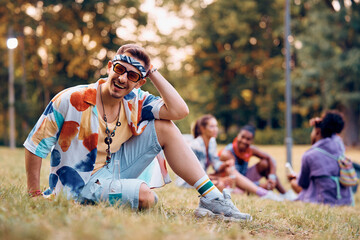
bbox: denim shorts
[78,120,162,209]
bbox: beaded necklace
[99,85,121,167]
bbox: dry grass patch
[0,146,360,240]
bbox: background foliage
[0,0,359,146]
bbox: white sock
[193,175,223,200]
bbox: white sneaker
[261,190,283,202]
[194,189,252,222]
[281,189,298,201]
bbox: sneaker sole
[194,207,252,222]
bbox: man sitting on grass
[24,43,252,222]
[220,125,296,200]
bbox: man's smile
[113,81,126,90]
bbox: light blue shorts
[78,120,162,209]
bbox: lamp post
[285,0,292,165]
[7,28,18,149]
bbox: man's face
[237,130,253,151]
[106,53,146,99]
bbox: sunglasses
[112,62,142,82]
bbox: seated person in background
[309,115,345,152]
[177,114,283,201]
[219,125,295,200]
[287,110,353,206]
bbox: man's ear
[134,78,147,89]
[315,127,322,137]
[107,61,112,75]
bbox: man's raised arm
[147,70,189,121]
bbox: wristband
[148,67,158,76]
[28,190,42,197]
[268,174,277,181]
[146,65,158,78]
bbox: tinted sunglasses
[112,62,142,82]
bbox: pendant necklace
[100,84,121,167]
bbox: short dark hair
[116,44,151,71]
[319,110,345,138]
[240,125,256,137]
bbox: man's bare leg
[154,120,252,221]
[154,120,206,185]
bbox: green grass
[1,146,360,240]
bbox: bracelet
[146,66,158,78]
[28,190,42,197]
[149,67,157,76]
[268,174,277,181]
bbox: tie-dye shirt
[24,79,166,198]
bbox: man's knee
[138,183,156,210]
[256,159,270,174]
[154,120,181,146]
[154,119,178,133]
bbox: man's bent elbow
[172,106,189,120]
[180,105,190,118]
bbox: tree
[292,0,360,145]
[171,0,286,137]
[0,0,149,145]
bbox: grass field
[1,146,360,240]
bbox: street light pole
[7,27,18,149]
[285,0,292,165]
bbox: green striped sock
[193,175,222,200]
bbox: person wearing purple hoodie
[287,110,353,206]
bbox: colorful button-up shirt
[24,79,168,198]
